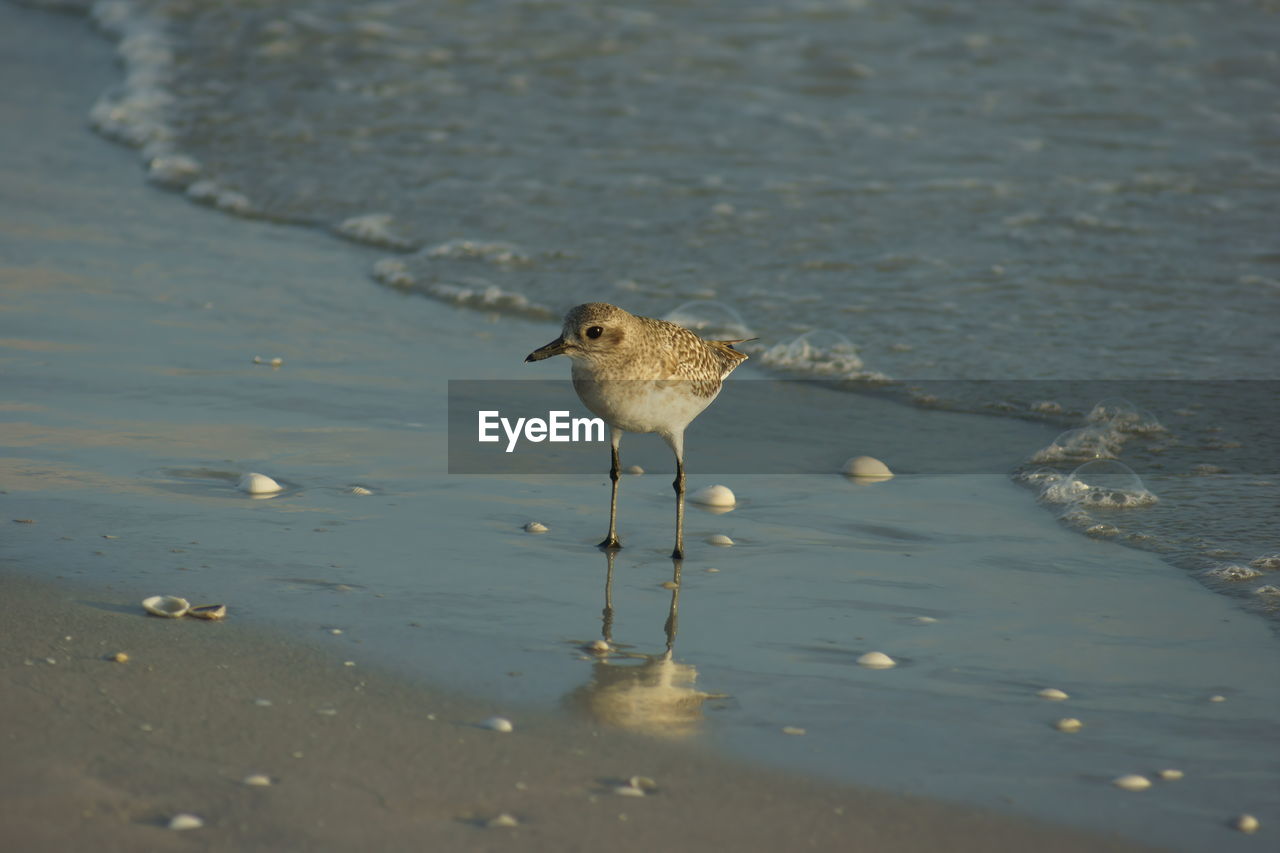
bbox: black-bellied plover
[526,303,748,559]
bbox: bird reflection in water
[564,552,709,739]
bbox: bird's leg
[671,450,686,560]
[597,429,622,550]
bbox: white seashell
[481,716,513,733]
[625,465,645,475]
[857,651,896,669]
[142,595,190,618]
[1158,769,1184,781]
[584,639,610,653]
[842,455,894,480]
[706,534,734,546]
[912,616,938,624]
[628,776,657,792]
[1234,814,1259,834]
[238,472,283,494]
[691,484,736,507]
[1037,688,1069,701]
[782,726,807,736]
[167,813,204,831]
[1054,718,1083,733]
[348,485,374,496]
[188,604,227,620]
[487,813,520,828]
[1112,774,1151,791]
[1209,694,1226,703]
[523,521,548,534]
[614,785,646,797]
[242,774,272,787]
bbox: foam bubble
[759,330,887,380]
[1060,460,1158,508]
[1029,427,1120,464]
[662,301,753,340]
[1203,564,1263,582]
[1086,398,1164,435]
[334,213,416,249]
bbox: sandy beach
[2,2,1276,850]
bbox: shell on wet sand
[706,533,734,546]
[188,604,227,620]
[690,484,736,507]
[1054,718,1084,733]
[842,455,894,480]
[856,651,897,669]
[238,472,283,494]
[523,521,548,534]
[1037,688,1069,701]
[481,716,514,733]
[167,813,204,831]
[1112,774,1151,791]
[142,595,190,618]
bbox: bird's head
[525,302,632,364]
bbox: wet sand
[1,573,1163,852]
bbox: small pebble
[482,716,514,733]
[1234,814,1259,834]
[109,652,129,663]
[523,521,548,534]
[242,774,272,787]
[782,726,807,736]
[1037,688,1069,701]
[488,813,520,828]
[1054,718,1083,733]
[1158,769,1184,781]
[842,455,894,480]
[1112,774,1151,791]
[856,651,896,669]
[706,534,734,546]
[167,814,204,831]
[690,484,736,507]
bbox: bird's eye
[585,326,604,339]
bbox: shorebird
[526,303,749,559]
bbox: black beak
[525,336,568,362]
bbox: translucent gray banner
[447,380,1278,475]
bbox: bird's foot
[597,536,622,550]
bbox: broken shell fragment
[1112,774,1151,791]
[142,595,190,618]
[1158,769,1184,781]
[167,813,204,831]
[856,651,897,669]
[242,774,272,787]
[487,813,520,828]
[188,604,227,620]
[1054,718,1084,733]
[1037,688,1069,701]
